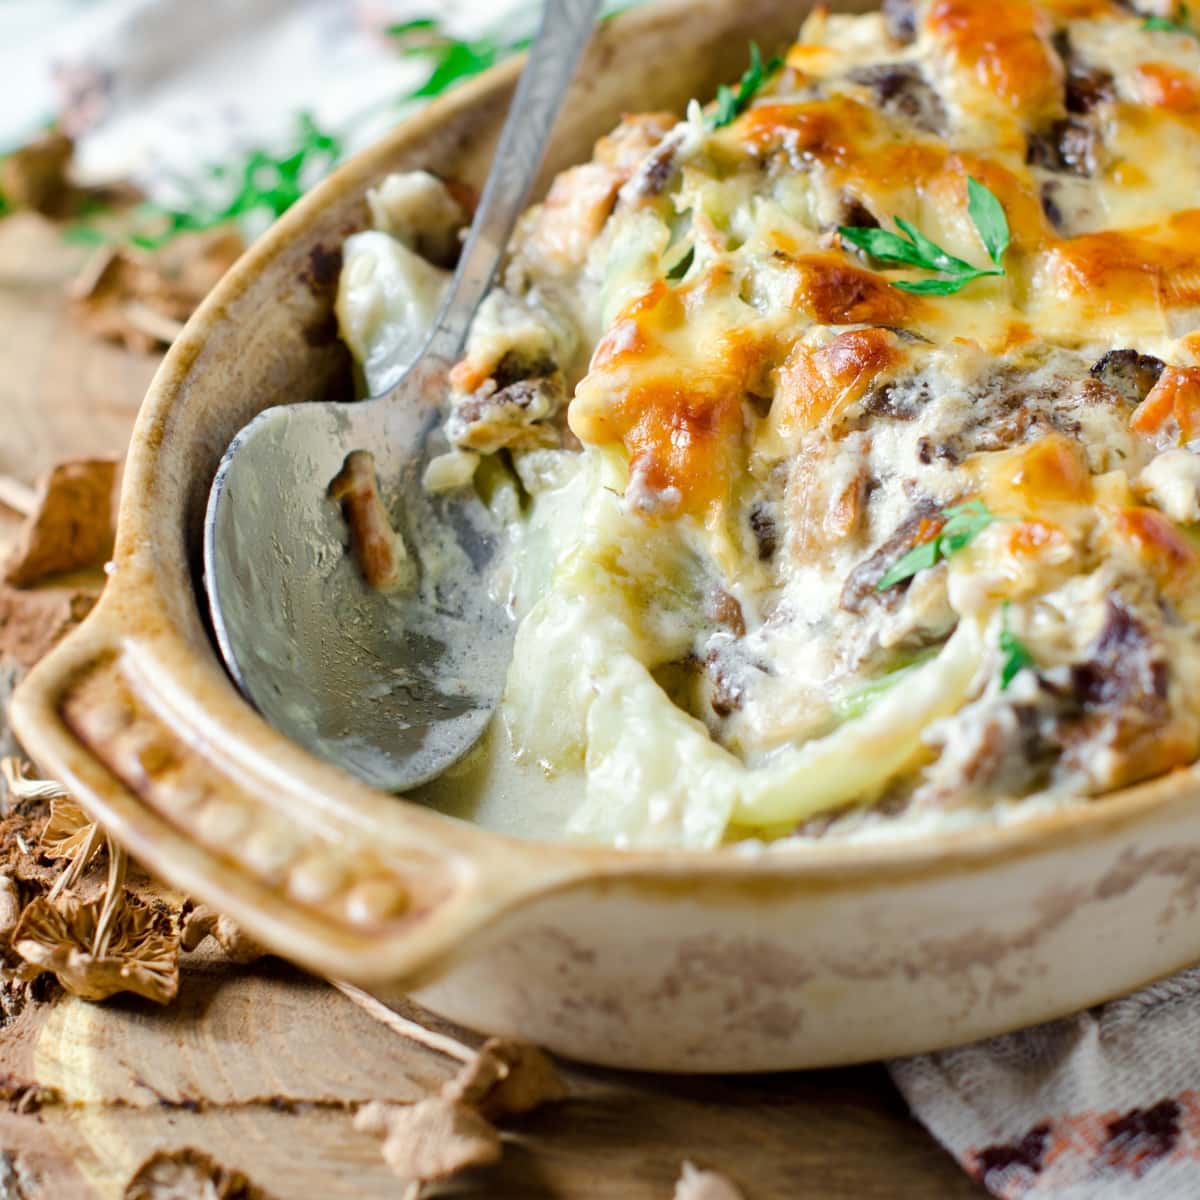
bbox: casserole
[361,0,1200,852]
[14,0,1200,1071]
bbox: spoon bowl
[203,0,601,790]
[203,358,513,792]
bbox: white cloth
[1,0,536,207]
[891,968,1200,1197]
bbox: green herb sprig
[66,111,343,251]
[1142,4,1200,38]
[665,245,694,281]
[388,5,632,102]
[876,500,995,592]
[998,602,1035,690]
[838,177,1009,295]
[387,19,533,99]
[709,43,784,130]
[61,8,630,251]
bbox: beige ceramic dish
[13,0,1200,1073]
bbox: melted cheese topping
[342,0,1200,848]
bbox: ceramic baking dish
[13,0,1200,1072]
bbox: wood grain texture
[0,212,984,1199]
[9,959,983,1199]
[0,214,158,558]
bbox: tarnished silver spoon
[204,0,601,791]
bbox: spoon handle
[421,0,604,362]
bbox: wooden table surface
[0,212,985,1199]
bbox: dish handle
[9,597,580,987]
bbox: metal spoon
[204,0,601,792]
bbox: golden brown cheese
[407,0,1200,845]
[925,0,1063,119]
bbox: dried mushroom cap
[69,229,243,354]
[0,577,100,670]
[40,793,100,863]
[179,903,266,965]
[124,1146,274,1200]
[354,1097,502,1182]
[2,459,119,588]
[0,129,75,216]
[13,893,180,1004]
[442,1037,567,1120]
[674,1161,746,1200]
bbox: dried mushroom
[2,757,70,803]
[674,1161,746,1200]
[180,902,267,965]
[0,129,76,216]
[0,761,71,894]
[328,450,413,592]
[69,228,243,353]
[40,793,100,862]
[2,458,118,588]
[0,579,101,670]
[124,1146,274,1200]
[354,1097,502,1182]
[13,891,180,1004]
[442,1036,567,1120]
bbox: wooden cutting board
[0,212,984,1199]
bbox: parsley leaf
[839,177,1009,294]
[391,27,530,99]
[966,176,1010,265]
[876,500,996,591]
[890,275,997,295]
[665,245,694,281]
[81,110,344,251]
[1142,4,1200,37]
[160,112,339,243]
[998,604,1035,690]
[708,43,784,130]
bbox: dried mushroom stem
[119,300,185,346]
[327,450,414,592]
[2,757,69,802]
[331,981,475,1062]
[47,822,102,902]
[92,837,128,959]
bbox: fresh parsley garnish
[388,6,632,101]
[1142,4,1200,37]
[998,603,1035,690]
[966,176,1010,266]
[665,245,694,281]
[68,111,343,250]
[388,19,533,99]
[60,8,631,251]
[709,43,784,130]
[876,500,995,591]
[838,177,1009,295]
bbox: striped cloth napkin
[891,969,1200,1197]
[11,3,1200,1197]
